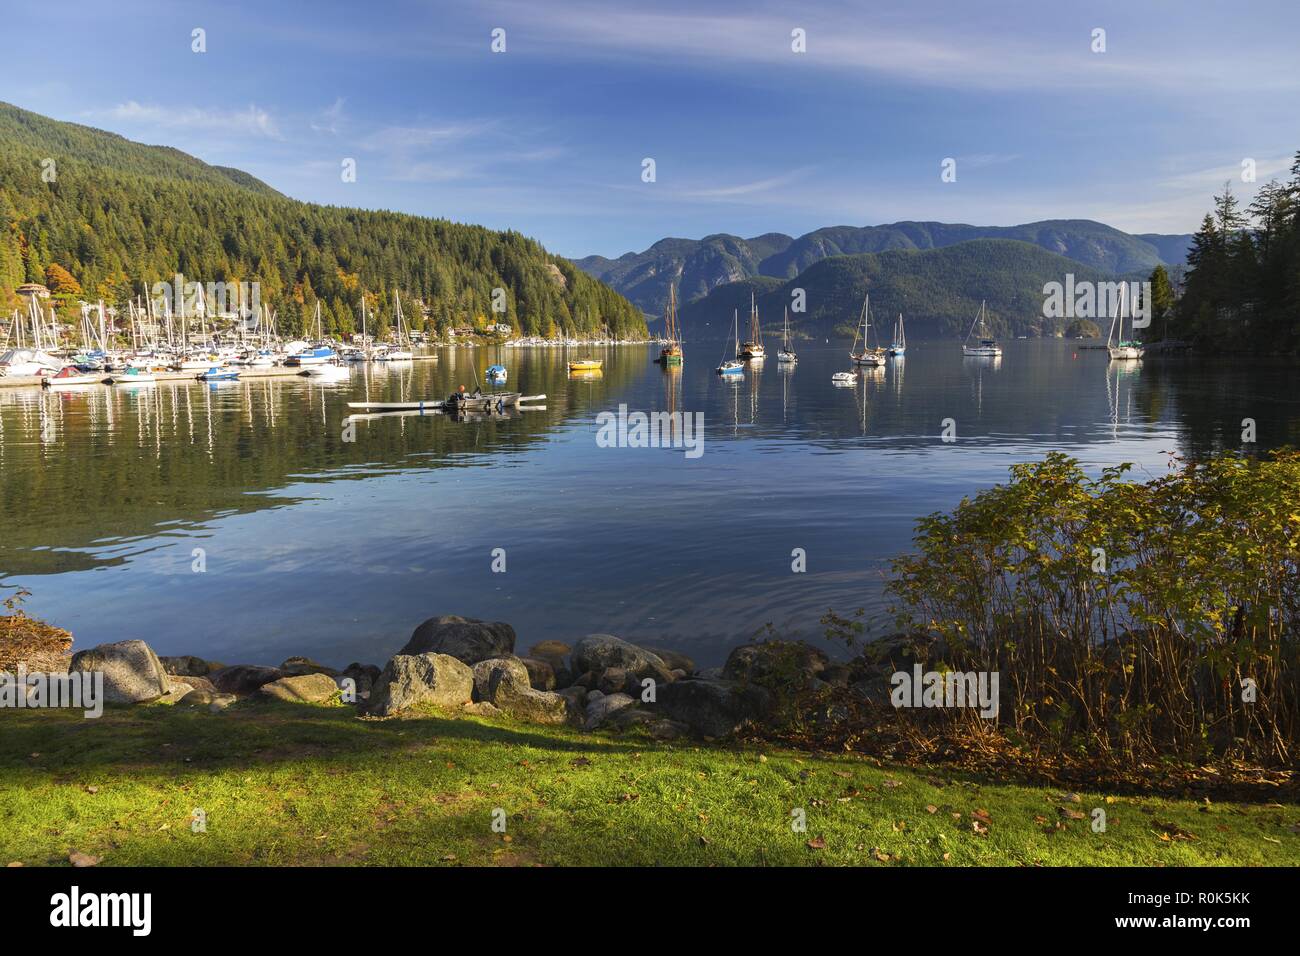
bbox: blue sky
[4,0,1298,258]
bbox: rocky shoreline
[51,614,883,740]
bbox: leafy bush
[887,451,1300,764]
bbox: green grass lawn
[1,701,1296,866]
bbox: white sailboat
[888,313,906,356]
[1106,291,1144,360]
[777,307,797,363]
[716,310,744,375]
[962,301,1002,357]
[850,293,887,367]
[738,293,765,359]
[376,291,414,361]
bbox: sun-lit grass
[1,702,1295,866]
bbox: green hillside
[0,102,646,340]
[677,240,1116,341]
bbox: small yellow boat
[567,359,603,372]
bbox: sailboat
[716,309,744,375]
[888,313,906,356]
[739,292,765,359]
[850,293,887,366]
[962,301,1002,357]
[657,285,683,366]
[376,291,414,361]
[777,307,797,363]
[1106,291,1144,360]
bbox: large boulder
[486,669,570,725]
[400,615,516,664]
[722,641,828,688]
[211,664,284,695]
[70,640,170,705]
[472,657,531,701]
[584,692,635,729]
[368,653,474,717]
[655,678,773,738]
[259,673,340,704]
[571,635,672,685]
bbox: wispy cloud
[680,168,815,200]
[483,1,1300,94]
[310,97,346,135]
[99,101,280,138]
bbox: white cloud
[101,101,280,138]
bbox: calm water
[1,341,1297,668]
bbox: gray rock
[279,656,340,678]
[597,666,629,695]
[368,653,474,717]
[339,663,381,699]
[571,634,673,685]
[472,657,531,701]
[259,673,340,703]
[698,666,724,680]
[519,657,556,691]
[462,700,502,718]
[644,647,697,674]
[556,685,588,711]
[168,674,216,695]
[70,640,171,705]
[486,669,570,725]
[722,641,828,688]
[400,615,516,664]
[655,678,773,738]
[177,687,238,711]
[160,655,219,677]
[584,692,635,729]
[211,664,284,695]
[587,689,605,703]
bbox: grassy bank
[2,702,1295,866]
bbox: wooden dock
[0,366,311,390]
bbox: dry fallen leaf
[925,805,938,814]
[806,836,826,850]
[972,820,989,836]
[68,850,100,868]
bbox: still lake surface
[2,340,1297,668]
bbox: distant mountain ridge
[576,219,1192,317]
[675,240,1121,342]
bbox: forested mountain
[577,220,1192,317]
[0,102,646,340]
[676,240,1115,341]
[1154,153,1300,353]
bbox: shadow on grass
[0,700,667,782]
